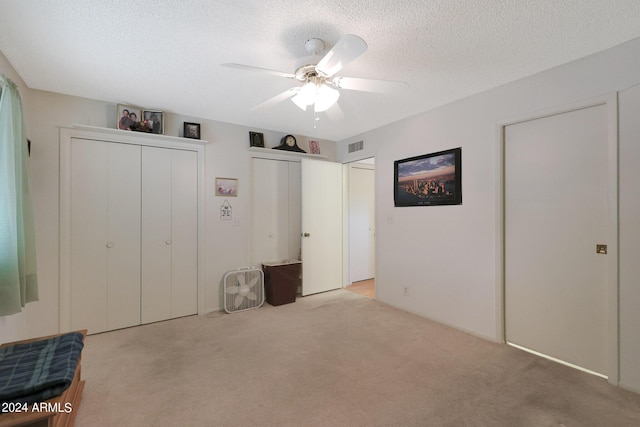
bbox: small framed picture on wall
[215,177,238,197]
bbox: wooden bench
[0,330,86,427]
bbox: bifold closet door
[170,149,198,317]
[251,158,292,266]
[70,139,141,333]
[288,161,301,261]
[141,146,198,324]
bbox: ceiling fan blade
[316,34,367,77]
[222,63,296,79]
[324,102,344,121]
[252,87,300,111]
[331,76,409,94]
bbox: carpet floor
[75,289,640,426]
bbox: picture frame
[309,140,321,155]
[117,104,142,131]
[142,110,164,134]
[184,122,201,139]
[394,147,462,207]
[215,177,238,197]
[249,131,264,147]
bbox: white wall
[0,49,336,342]
[338,37,640,389]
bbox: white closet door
[288,161,302,261]
[142,147,173,323]
[106,143,141,330]
[170,149,198,318]
[142,146,198,323]
[70,139,140,333]
[251,158,274,266]
[505,104,609,375]
[70,139,109,332]
[250,158,294,266]
[270,160,290,260]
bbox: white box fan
[223,267,265,313]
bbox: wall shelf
[69,124,208,145]
[248,146,327,160]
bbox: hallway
[345,279,375,298]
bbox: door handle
[106,242,114,248]
[165,240,172,245]
[303,232,311,237]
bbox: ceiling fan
[222,34,408,115]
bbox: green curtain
[0,75,38,316]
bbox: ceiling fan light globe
[314,84,340,112]
[298,82,317,104]
[291,82,316,110]
[291,97,308,111]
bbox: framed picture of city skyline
[394,147,462,207]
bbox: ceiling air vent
[348,140,364,153]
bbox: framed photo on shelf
[393,147,462,207]
[215,177,238,197]
[184,122,201,139]
[117,104,142,131]
[309,140,321,154]
[249,131,264,147]
[143,110,164,134]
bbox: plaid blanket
[0,332,84,406]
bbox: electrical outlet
[387,215,394,224]
[403,286,409,296]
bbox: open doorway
[344,158,375,298]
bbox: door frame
[496,93,619,384]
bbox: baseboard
[205,307,223,316]
[618,381,640,394]
[376,299,502,344]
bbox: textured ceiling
[1,1,640,141]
